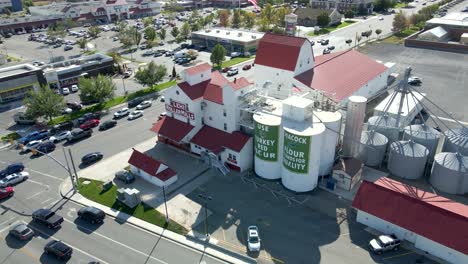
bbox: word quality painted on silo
[283,131,310,173]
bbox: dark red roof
[352,177,468,255]
[177,71,228,104]
[150,116,194,142]
[185,63,212,75]
[128,149,176,181]
[190,126,251,153]
[295,50,387,102]
[254,33,307,71]
[230,77,251,91]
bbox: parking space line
[26,190,45,200]
[0,233,40,262]
[382,250,414,260]
[0,217,17,233]
[41,198,53,204]
[27,179,50,188]
[28,169,63,181]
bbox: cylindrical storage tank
[403,124,441,159]
[342,96,367,158]
[314,110,342,176]
[444,128,468,156]
[281,120,326,192]
[254,113,282,180]
[367,115,399,143]
[358,130,388,167]
[430,152,468,194]
[388,140,429,179]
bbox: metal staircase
[200,151,230,175]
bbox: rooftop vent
[226,31,230,35]
[251,35,257,39]
[216,30,220,33]
[238,32,243,37]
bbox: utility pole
[62,147,76,191]
[68,148,80,188]
[162,185,169,224]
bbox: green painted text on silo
[254,122,279,161]
[283,130,310,174]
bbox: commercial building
[191,28,264,54]
[211,0,249,7]
[0,15,61,35]
[426,12,468,31]
[353,177,468,264]
[0,64,46,104]
[294,7,342,27]
[42,53,114,90]
[310,0,373,15]
[0,0,22,13]
[128,149,178,187]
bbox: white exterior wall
[254,65,295,99]
[130,165,178,187]
[0,0,11,9]
[293,43,314,76]
[184,69,211,86]
[356,210,468,264]
[203,100,227,132]
[349,69,389,101]
[165,85,202,128]
[221,138,253,172]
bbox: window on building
[223,109,226,117]
[201,104,204,110]
[201,117,204,125]
[224,123,227,130]
[201,73,204,78]
[176,90,179,95]
[209,116,213,120]
[308,58,310,64]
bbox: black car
[66,102,82,111]
[180,43,189,49]
[81,152,103,165]
[99,120,117,131]
[44,240,73,260]
[77,206,105,224]
[320,39,329,45]
[67,128,92,143]
[153,52,163,57]
[77,112,101,124]
[114,170,135,184]
[49,121,74,134]
[36,141,56,154]
[128,97,144,108]
[328,45,335,50]
[0,163,24,179]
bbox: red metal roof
[295,50,387,102]
[230,77,251,91]
[177,71,228,105]
[190,126,251,153]
[185,63,212,75]
[254,33,307,71]
[128,149,176,181]
[352,177,468,255]
[150,116,194,142]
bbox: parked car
[80,119,100,130]
[136,100,152,110]
[61,87,70,95]
[0,163,24,179]
[323,48,331,55]
[222,67,232,73]
[128,110,144,120]
[9,223,34,240]
[49,121,74,135]
[328,45,335,50]
[67,128,92,143]
[128,97,144,108]
[36,141,56,154]
[114,108,130,119]
[153,52,163,57]
[165,51,174,57]
[81,152,103,165]
[369,234,401,254]
[320,39,329,45]
[77,206,105,224]
[99,120,117,131]
[49,130,71,143]
[18,131,49,145]
[242,64,252,71]
[44,240,72,260]
[77,112,101,124]
[64,45,73,51]
[160,96,165,102]
[66,102,82,111]
[140,44,147,50]
[247,226,261,252]
[158,112,166,120]
[0,187,14,199]
[230,51,242,58]
[53,43,61,48]
[0,172,29,187]
[22,140,43,152]
[114,170,135,184]
[227,68,239,76]
[13,112,36,125]
[70,85,79,93]
[123,70,132,78]
[112,36,119,41]
[142,50,154,56]
[408,76,422,85]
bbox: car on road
[77,112,101,124]
[0,187,14,199]
[230,51,242,58]
[64,45,73,51]
[320,39,329,45]
[66,102,82,111]
[378,16,384,20]
[328,45,335,50]
[123,70,132,78]
[0,163,24,179]
[369,234,401,254]
[114,107,130,119]
[22,140,42,152]
[142,50,154,56]
[128,110,144,120]
[140,44,147,50]
[136,100,152,110]
[53,43,61,48]
[44,240,72,260]
[9,224,34,240]
[112,36,119,41]
[323,48,331,55]
[128,97,144,108]
[67,128,92,143]
[77,206,105,224]
[408,76,422,85]
[0,172,29,187]
[49,121,74,135]
[81,152,104,165]
[49,130,71,143]
[153,51,163,57]
[247,226,261,252]
[165,51,174,57]
[345,39,352,44]
[61,87,70,95]
[160,96,165,102]
[36,141,56,154]
[71,84,79,93]
[222,67,232,73]
[242,64,252,71]
[310,40,315,46]
[80,119,100,130]
[99,120,117,131]
[61,107,73,115]
[227,68,239,76]
[115,170,135,184]
[158,112,166,120]
[18,130,49,145]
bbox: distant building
[417,26,449,42]
[294,7,342,27]
[191,28,264,54]
[0,64,46,104]
[211,0,249,7]
[128,149,178,187]
[0,16,61,35]
[0,0,22,13]
[426,12,468,31]
[310,0,373,15]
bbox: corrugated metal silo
[388,140,429,179]
[444,128,468,156]
[313,110,342,176]
[430,152,468,194]
[403,124,441,159]
[342,96,367,158]
[367,115,399,143]
[358,130,388,167]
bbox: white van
[174,51,187,59]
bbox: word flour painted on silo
[283,130,310,173]
[255,122,279,161]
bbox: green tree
[77,38,88,49]
[392,11,407,33]
[375,29,382,39]
[107,51,122,64]
[171,26,179,39]
[243,12,256,29]
[158,28,166,42]
[232,9,242,28]
[218,9,231,27]
[257,17,270,32]
[88,26,101,39]
[78,75,116,105]
[116,21,127,32]
[344,9,355,19]
[134,62,167,87]
[204,14,215,27]
[175,35,185,43]
[191,20,202,32]
[373,0,395,13]
[190,9,200,22]
[317,12,331,27]
[47,23,66,40]
[62,18,76,30]
[210,44,226,69]
[144,27,157,43]
[143,17,153,28]
[180,22,191,39]
[260,3,274,25]
[274,6,290,28]
[24,85,65,121]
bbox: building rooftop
[128,149,176,181]
[426,12,468,27]
[192,28,264,43]
[190,126,251,153]
[374,90,425,118]
[150,116,195,143]
[0,64,41,79]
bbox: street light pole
[162,185,169,224]
[198,194,212,238]
[121,77,127,95]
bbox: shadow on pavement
[4,234,30,249]
[73,218,102,235]
[39,253,71,263]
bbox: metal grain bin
[403,124,441,159]
[388,140,429,179]
[367,115,399,143]
[444,128,468,156]
[430,152,468,194]
[358,130,389,167]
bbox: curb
[60,182,256,264]
[0,142,12,150]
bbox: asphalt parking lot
[359,42,468,123]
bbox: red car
[222,67,232,73]
[242,64,252,71]
[79,119,100,130]
[0,187,14,199]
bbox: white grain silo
[313,110,342,176]
[342,96,367,158]
[358,130,389,167]
[388,140,429,179]
[281,119,326,192]
[367,115,399,143]
[254,113,282,179]
[403,124,441,159]
[444,128,468,156]
[430,152,468,194]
